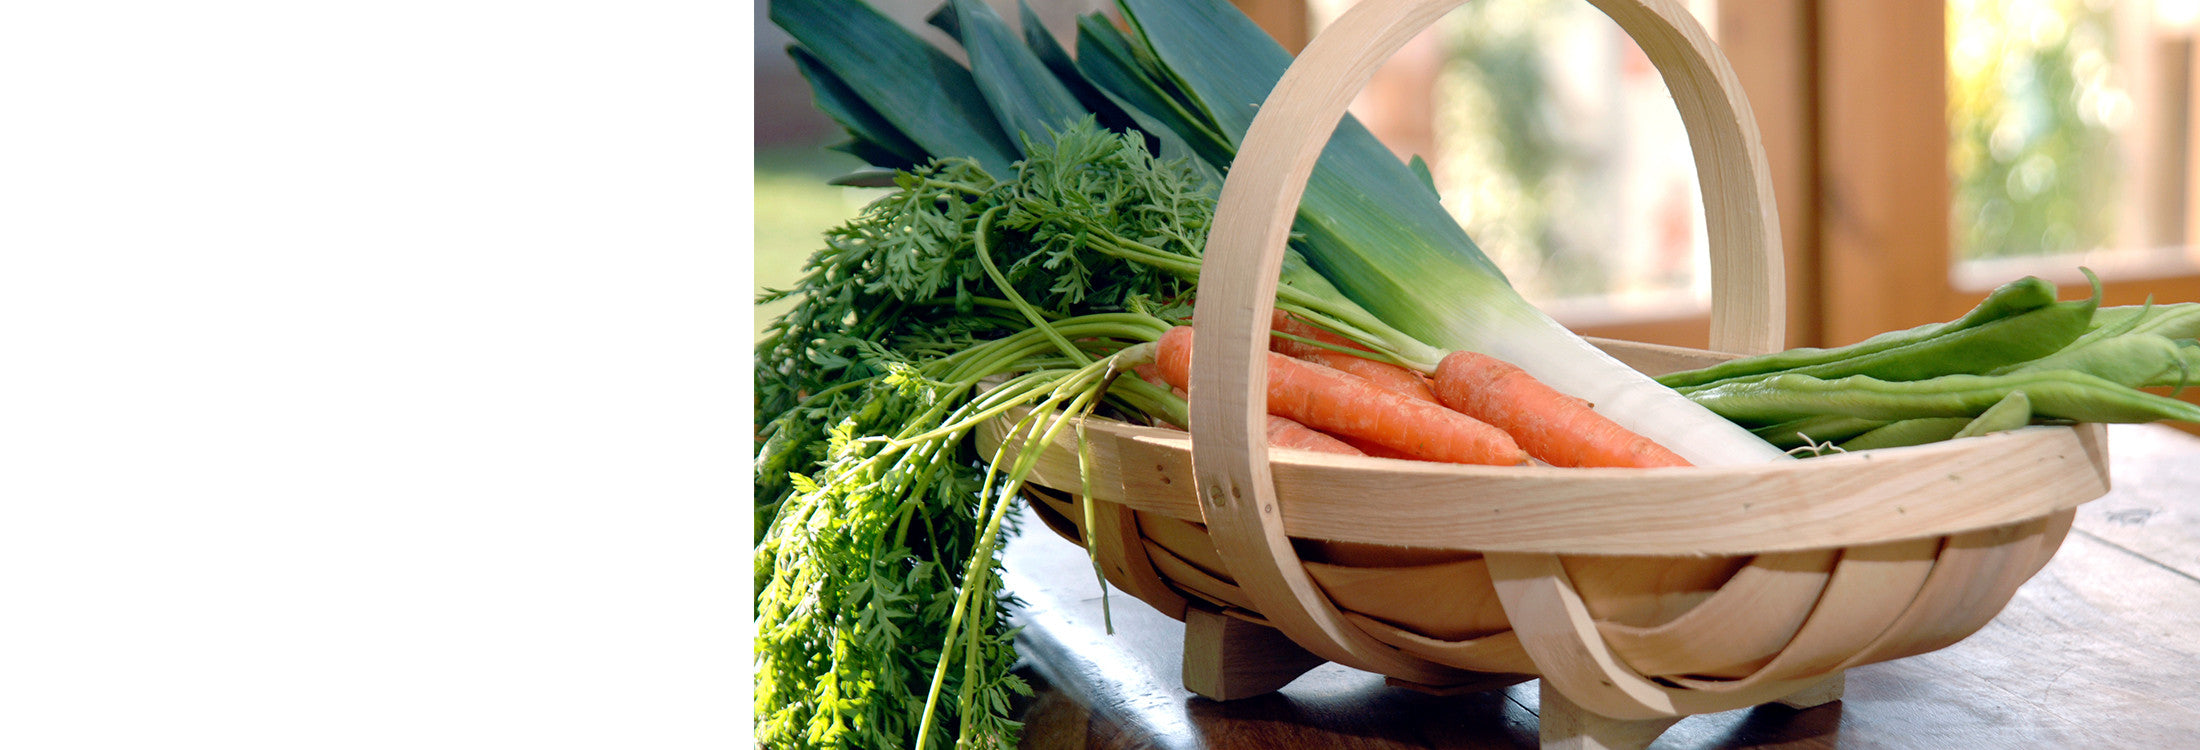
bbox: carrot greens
[756,119,1434,749]
[754,124,1202,750]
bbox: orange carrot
[1266,415,1365,455]
[1293,349,1438,404]
[1139,363,1362,455]
[1338,436,1418,460]
[1131,363,1174,393]
[1154,326,1528,466]
[1432,350,1690,468]
[1269,311,1438,403]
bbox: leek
[1105,0,1785,465]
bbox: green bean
[1836,417,1971,452]
[1676,293,2093,395]
[1996,332,2200,389]
[2092,301,2200,341]
[2072,301,2156,347]
[1819,391,2032,453]
[1952,390,2034,439]
[1751,414,1887,449]
[1659,275,2067,390]
[1691,370,2200,425]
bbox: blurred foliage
[1432,0,1608,301]
[1949,0,2127,260]
[1430,0,1711,305]
[1436,0,2140,291]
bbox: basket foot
[1181,605,1327,701]
[1538,680,1682,750]
[1774,673,1845,710]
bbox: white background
[1,2,747,746]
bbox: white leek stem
[1481,314,1792,467]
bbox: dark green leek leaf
[1409,154,1439,200]
[1073,14,1233,168]
[988,12,1207,183]
[948,0,1090,152]
[1019,2,1141,139]
[1114,0,1284,138]
[1115,0,1515,348]
[771,0,1019,175]
[925,0,960,38]
[789,47,925,171]
[827,139,918,174]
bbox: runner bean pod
[1750,414,1885,450]
[1832,390,2035,452]
[1690,370,2200,426]
[1661,275,2084,392]
[1995,332,2200,389]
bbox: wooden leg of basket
[1181,605,1327,701]
[1538,679,1682,750]
[1773,672,1845,710]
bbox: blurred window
[1313,0,1724,330]
[1947,0,2200,287]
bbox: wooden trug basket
[977,0,2112,747]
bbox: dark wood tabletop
[1001,423,2200,749]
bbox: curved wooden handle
[1187,0,1784,686]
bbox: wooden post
[1180,606,1328,701]
[1537,679,1684,750]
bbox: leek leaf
[1116,0,1516,353]
[1073,15,1234,171]
[827,138,920,173]
[1409,154,1439,200]
[788,47,925,172]
[948,0,1090,152]
[924,0,960,38]
[1018,2,1143,144]
[769,0,1020,175]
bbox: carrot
[1154,326,1529,466]
[1266,415,1365,455]
[1432,350,1690,468]
[1294,349,1439,404]
[1338,436,1418,460]
[1131,363,1174,393]
[1140,362,1363,455]
[1270,311,1439,403]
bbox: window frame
[1820,1,2200,342]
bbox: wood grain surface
[1002,423,2200,748]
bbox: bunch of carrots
[1123,312,1690,470]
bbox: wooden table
[1002,423,2200,748]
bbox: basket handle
[1188,0,1784,683]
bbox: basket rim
[982,409,2110,555]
